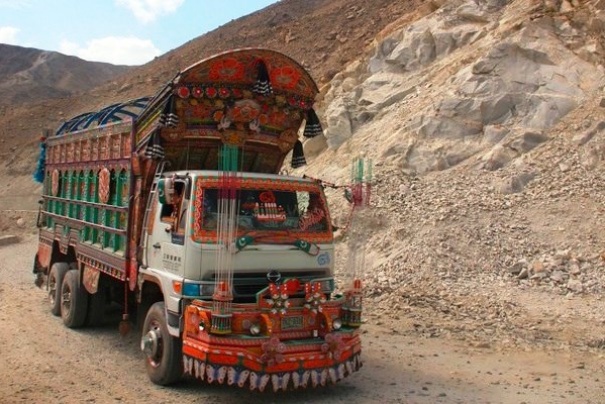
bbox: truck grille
[211,271,330,303]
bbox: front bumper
[182,299,362,391]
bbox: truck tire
[61,269,88,328]
[141,302,183,385]
[48,262,69,316]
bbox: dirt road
[1,237,604,404]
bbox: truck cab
[140,171,336,336]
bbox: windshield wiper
[233,232,320,256]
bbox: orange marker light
[172,280,183,294]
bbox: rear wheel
[61,269,88,328]
[141,302,182,385]
[48,263,69,316]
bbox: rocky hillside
[1,0,605,349]
[0,44,130,105]
[299,0,605,348]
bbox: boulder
[324,98,353,149]
[508,132,549,154]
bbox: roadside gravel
[1,237,605,403]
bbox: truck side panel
[39,121,135,282]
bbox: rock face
[321,0,605,175]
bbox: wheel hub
[141,328,161,358]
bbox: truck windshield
[191,182,332,243]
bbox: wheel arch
[137,275,165,327]
[49,241,77,269]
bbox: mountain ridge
[0,43,131,104]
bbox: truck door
[144,178,189,277]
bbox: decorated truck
[31,48,368,391]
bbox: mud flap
[32,253,45,288]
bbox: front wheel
[141,302,182,385]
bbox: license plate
[281,316,304,330]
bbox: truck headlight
[182,282,215,297]
[332,318,342,330]
[249,323,261,335]
[200,283,215,297]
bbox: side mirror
[157,178,174,205]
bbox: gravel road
[1,237,604,404]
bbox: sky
[0,0,279,66]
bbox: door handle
[152,242,161,249]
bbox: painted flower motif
[192,87,204,98]
[268,110,288,128]
[208,57,245,81]
[321,333,345,360]
[213,110,224,122]
[188,311,199,334]
[205,87,217,98]
[270,66,301,89]
[231,88,243,98]
[218,87,230,98]
[190,104,212,120]
[230,99,261,122]
[221,131,245,146]
[261,336,286,366]
[304,282,326,314]
[177,86,190,99]
[266,283,290,316]
[275,95,286,106]
[317,252,330,266]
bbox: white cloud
[0,26,20,45]
[0,0,32,8]
[59,36,161,66]
[115,0,184,23]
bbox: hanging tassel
[33,137,47,183]
[291,140,307,168]
[303,108,323,138]
[144,129,165,160]
[252,59,272,96]
[159,95,178,128]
